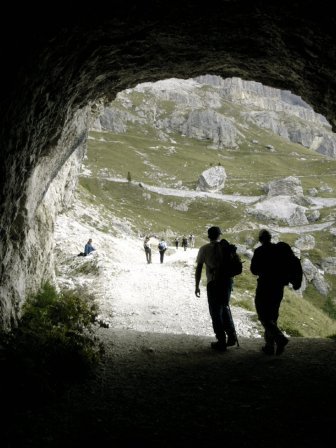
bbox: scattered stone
[306,210,320,222]
[329,227,336,236]
[319,184,333,193]
[295,235,315,250]
[308,187,318,196]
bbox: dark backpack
[213,239,243,283]
[275,242,303,290]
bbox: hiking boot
[211,341,227,352]
[226,334,237,347]
[275,336,289,356]
[262,345,275,356]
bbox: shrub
[1,283,105,386]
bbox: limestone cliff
[0,108,90,328]
[93,76,336,156]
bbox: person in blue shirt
[84,238,95,256]
[158,238,167,263]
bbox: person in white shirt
[144,236,152,264]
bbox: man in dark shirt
[250,229,289,356]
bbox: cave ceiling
[0,0,335,222]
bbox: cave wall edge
[0,0,335,329]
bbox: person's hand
[195,287,200,297]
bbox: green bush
[1,283,105,384]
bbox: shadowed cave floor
[3,329,336,448]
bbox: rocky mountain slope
[93,75,336,157]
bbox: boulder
[321,257,336,275]
[196,166,227,192]
[267,176,303,197]
[306,210,320,222]
[302,258,319,282]
[313,274,329,296]
[247,195,308,226]
[295,235,315,251]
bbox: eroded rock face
[0,1,336,327]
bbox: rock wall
[0,108,90,328]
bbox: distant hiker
[144,236,152,264]
[195,226,240,352]
[250,229,302,356]
[190,234,195,248]
[175,236,179,249]
[158,238,168,263]
[181,235,188,251]
[188,233,195,247]
[84,238,95,256]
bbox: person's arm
[195,262,203,297]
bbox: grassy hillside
[84,128,336,242]
[87,128,336,194]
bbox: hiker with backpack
[250,229,303,356]
[181,235,188,251]
[158,238,168,263]
[195,226,243,352]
